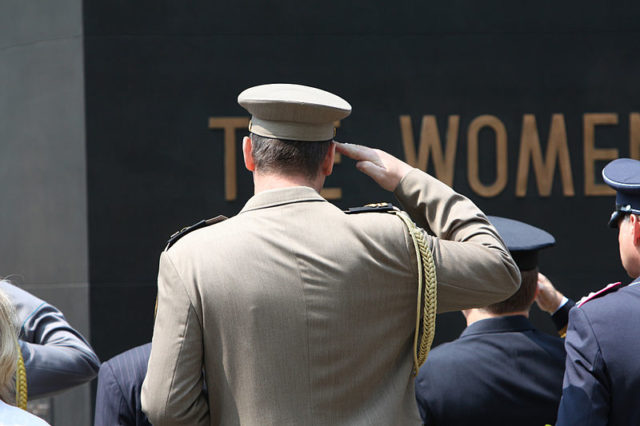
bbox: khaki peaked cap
[238,83,352,141]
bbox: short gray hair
[250,133,331,180]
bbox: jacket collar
[460,315,535,339]
[240,186,326,214]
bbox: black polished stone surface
[85,1,640,359]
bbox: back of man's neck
[253,173,322,194]
[465,309,529,327]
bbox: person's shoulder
[0,280,44,305]
[416,340,468,387]
[569,281,634,332]
[577,282,624,309]
[0,400,49,425]
[343,202,398,215]
[165,215,230,251]
[102,343,152,380]
[620,281,640,296]
[529,328,566,357]
[108,342,151,362]
[342,202,412,232]
[419,340,469,369]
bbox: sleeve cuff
[552,297,569,315]
[551,298,576,335]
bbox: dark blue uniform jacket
[557,280,640,426]
[94,343,152,426]
[415,315,565,426]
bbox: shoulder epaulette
[165,215,228,250]
[344,202,398,214]
[577,282,622,308]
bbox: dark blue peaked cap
[487,216,556,271]
[602,158,640,228]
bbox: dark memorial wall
[84,1,640,360]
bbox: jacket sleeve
[551,298,576,338]
[94,361,129,426]
[0,281,100,398]
[393,168,521,312]
[141,252,209,426]
[556,307,610,426]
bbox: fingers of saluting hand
[335,141,413,191]
[535,272,562,313]
[336,142,394,190]
[537,272,553,290]
[335,142,384,167]
[355,160,388,182]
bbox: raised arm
[536,272,575,337]
[337,142,520,312]
[0,280,100,397]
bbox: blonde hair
[0,287,18,403]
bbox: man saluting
[557,158,640,426]
[142,83,520,426]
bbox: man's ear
[631,214,640,245]
[243,136,255,172]
[320,142,336,176]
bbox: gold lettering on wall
[467,115,508,197]
[516,114,574,197]
[399,115,459,186]
[584,113,618,196]
[208,117,249,201]
[630,113,640,160]
[208,113,640,201]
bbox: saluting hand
[535,272,565,314]
[335,142,414,192]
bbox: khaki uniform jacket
[142,169,520,426]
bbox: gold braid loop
[394,211,437,376]
[15,336,27,410]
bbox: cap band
[511,251,539,271]
[602,158,640,228]
[609,200,640,228]
[250,117,334,142]
[615,192,640,211]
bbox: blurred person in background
[94,343,152,426]
[415,216,568,426]
[0,288,49,425]
[0,279,100,399]
[557,158,640,425]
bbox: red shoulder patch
[577,282,623,308]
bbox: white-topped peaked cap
[238,84,352,141]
